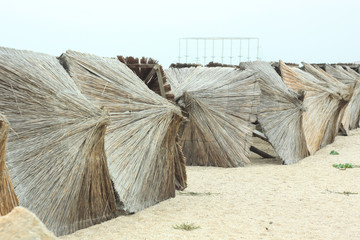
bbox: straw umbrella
[240,61,308,164]
[0,47,117,236]
[60,50,184,213]
[302,63,351,147]
[117,56,186,190]
[343,66,360,129]
[0,114,19,216]
[322,65,359,133]
[165,66,261,167]
[279,61,350,154]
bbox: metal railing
[178,37,260,65]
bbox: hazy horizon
[1,0,359,68]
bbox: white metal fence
[178,37,260,65]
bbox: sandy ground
[61,129,360,240]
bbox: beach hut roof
[240,61,308,164]
[59,50,184,213]
[0,114,19,216]
[166,66,260,167]
[0,47,117,236]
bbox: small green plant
[178,191,218,196]
[173,223,200,231]
[332,163,353,169]
[330,150,339,155]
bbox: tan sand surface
[61,129,360,240]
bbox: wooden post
[253,129,269,142]
[250,146,274,158]
[154,65,166,98]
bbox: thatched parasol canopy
[0,47,117,236]
[302,63,351,147]
[239,61,308,164]
[117,56,187,190]
[322,65,359,133]
[165,67,260,167]
[343,66,360,129]
[279,61,349,155]
[0,114,19,216]
[59,50,184,213]
[323,65,357,86]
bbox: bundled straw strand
[0,114,19,216]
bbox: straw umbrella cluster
[59,50,184,213]
[166,61,359,166]
[278,61,352,155]
[0,47,117,236]
[320,64,360,133]
[0,47,185,236]
[1,43,360,237]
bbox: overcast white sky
[1,0,359,67]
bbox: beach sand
[61,129,360,240]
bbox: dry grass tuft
[173,223,200,231]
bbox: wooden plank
[250,146,274,158]
[144,67,157,85]
[253,129,268,142]
[154,65,166,98]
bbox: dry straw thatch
[165,67,260,167]
[59,50,184,213]
[343,66,360,128]
[0,114,19,216]
[239,61,308,164]
[323,65,357,86]
[117,56,187,190]
[322,65,360,133]
[0,47,117,236]
[302,63,351,147]
[279,61,350,155]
